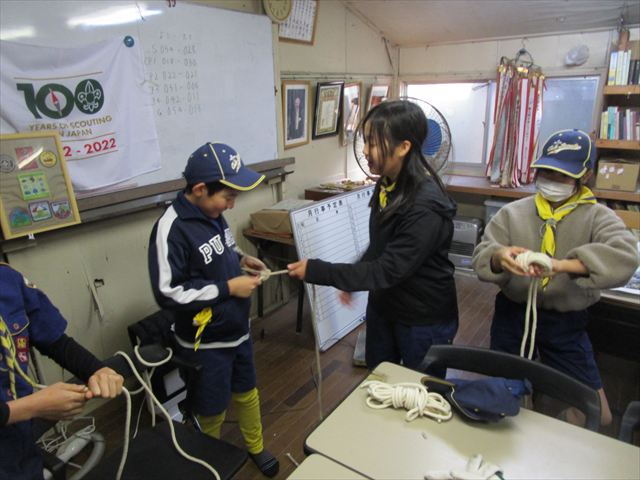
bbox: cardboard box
[250,209,293,235]
[595,161,640,192]
[250,199,313,235]
[614,210,640,230]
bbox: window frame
[401,70,605,177]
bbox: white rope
[114,349,221,480]
[514,251,553,360]
[361,381,452,423]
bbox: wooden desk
[242,228,305,332]
[306,362,640,479]
[287,454,366,479]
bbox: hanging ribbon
[192,307,213,351]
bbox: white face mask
[535,177,576,203]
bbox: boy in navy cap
[148,142,278,477]
[472,129,638,427]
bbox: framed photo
[312,81,344,139]
[283,80,310,149]
[279,0,318,45]
[341,82,362,146]
[0,131,80,240]
[367,84,390,111]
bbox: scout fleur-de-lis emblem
[229,153,241,173]
[76,80,104,113]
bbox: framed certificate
[312,81,344,139]
[279,0,318,45]
[0,131,80,240]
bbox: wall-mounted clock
[262,0,293,24]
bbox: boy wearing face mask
[472,129,638,427]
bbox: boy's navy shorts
[490,292,602,390]
[179,338,257,416]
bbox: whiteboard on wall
[290,187,374,351]
[0,1,277,194]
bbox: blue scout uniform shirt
[1,263,67,480]
[148,191,251,346]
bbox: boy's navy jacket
[148,192,250,345]
[306,178,458,326]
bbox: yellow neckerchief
[192,307,213,351]
[534,185,596,287]
[378,178,397,209]
[0,315,38,399]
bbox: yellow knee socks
[197,410,226,439]
[233,387,264,454]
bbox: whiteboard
[290,187,374,351]
[0,1,277,194]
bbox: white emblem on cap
[547,140,581,155]
[229,154,241,173]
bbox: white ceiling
[343,0,640,46]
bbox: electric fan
[353,97,452,179]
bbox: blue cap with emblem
[183,142,265,191]
[531,129,596,179]
[423,376,532,422]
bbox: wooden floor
[80,274,639,479]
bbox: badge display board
[0,131,80,239]
[290,186,374,351]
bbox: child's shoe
[249,449,279,478]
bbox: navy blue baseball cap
[531,129,596,179]
[423,376,532,422]
[183,142,265,190]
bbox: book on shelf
[600,107,640,141]
[607,41,640,86]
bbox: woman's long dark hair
[354,100,448,221]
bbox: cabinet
[595,83,640,229]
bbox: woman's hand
[86,367,124,399]
[287,259,308,280]
[338,291,353,306]
[228,274,262,298]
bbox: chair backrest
[619,400,640,444]
[421,345,601,432]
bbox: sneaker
[249,449,279,478]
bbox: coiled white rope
[514,251,553,360]
[361,380,452,423]
[114,347,221,480]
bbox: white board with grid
[290,187,374,351]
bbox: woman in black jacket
[288,100,458,370]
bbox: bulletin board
[0,1,277,197]
[0,131,80,240]
[290,187,374,351]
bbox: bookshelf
[597,38,639,229]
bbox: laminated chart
[290,187,373,350]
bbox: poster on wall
[0,36,161,192]
[0,131,80,240]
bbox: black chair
[619,400,640,444]
[420,344,602,432]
